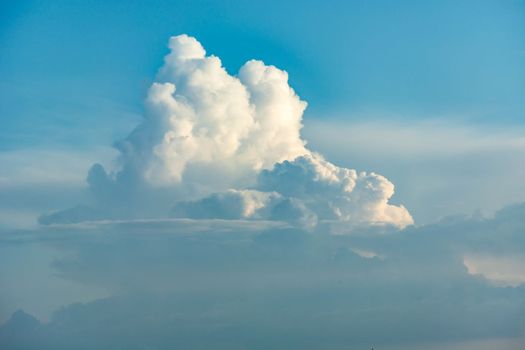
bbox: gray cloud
[2,201,525,349]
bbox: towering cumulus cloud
[41,35,412,229]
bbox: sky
[2,0,525,224]
[1,1,525,349]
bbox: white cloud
[40,35,412,230]
[256,153,412,227]
[463,254,525,287]
[118,34,308,188]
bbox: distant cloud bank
[3,201,525,349]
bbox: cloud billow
[40,34,412,229]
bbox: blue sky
[2,0,525,149]
[1,1,525,349]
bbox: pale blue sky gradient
[2,0,525,150]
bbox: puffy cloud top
[256,153,412,226]
[41,35,413,229]
[118,34,308,188]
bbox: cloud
[117,34,308,188]
[463,254,525,287]
[0,148,115,228]
[165,151,414,229]
[1,200,525,349]
[39,35,412,229]
[303,118,525,224]
[172,189,318,228]
[172,189,281,220]
[256,153,412,227]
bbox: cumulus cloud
[39,34,412,229]
[115,35,308,188]
[256,153,412,227]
